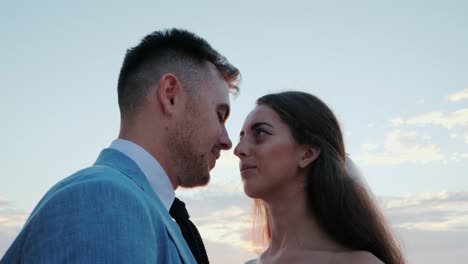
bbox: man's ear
[299,147,321,169]
[156,73,183,115]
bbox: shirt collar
[109,139,175,211]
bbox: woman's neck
[262,182,347,257]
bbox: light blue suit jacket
[1,148,196,264]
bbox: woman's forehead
[243,105,285,127]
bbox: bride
[234,91,406,264]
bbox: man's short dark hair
[117,28,240,115]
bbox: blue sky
[1,1,468,263]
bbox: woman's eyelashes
[238,124,273,142]
[254,127,272,138]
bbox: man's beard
[169,128,211,188]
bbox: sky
[1,0,468,263]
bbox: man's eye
[217,112,225,122]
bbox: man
[1,29,240,263]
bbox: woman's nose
[234,140,247,158]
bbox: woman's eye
[255,129,270,137]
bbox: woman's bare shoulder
[339,251,384,264]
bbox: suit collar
[94,148,196,264]
[108,139,175,210]
[94,148,150,191]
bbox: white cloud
[446,88,468,102]
[356,130,445,166]
[398,229,468,264]
[0,199,29,257]
[216,151,240,169]
[390,117,404,127]
[406,109,468,130]
[4,188,468,264]
[449,152,468,162]
[448,125,468,144]
[416,98,425,104]
[382,191,468,232]
[194,190,468,264]
[0,200,27,233]
[421,135,432,140]
[461,127,468,144]
[178,188,260,254]
[366,107,468,166]
[195,206,254,251]
[361,143,378,152]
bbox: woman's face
[234,105,305,199]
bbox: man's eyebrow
[239,122,274,137]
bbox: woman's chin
[243,185,262,199]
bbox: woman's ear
[299,147,320,168]
[156,73,182,115]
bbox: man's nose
[219,125,232,150]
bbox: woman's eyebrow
[251,122,274,130]
[239,122,274,137]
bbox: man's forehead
[208,77,230,103]
[205,63,232,93]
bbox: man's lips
[209,152,219,169]
[211,149,221,160]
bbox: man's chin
[179,174,210,188]
[197,177,210,187]
[209,160,216,170]
[199,173,211,186]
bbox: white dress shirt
[109,139,175,211]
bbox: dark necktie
[169,197,209,264]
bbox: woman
[234,91,406,264]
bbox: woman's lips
[240,164,257,178]
[240,164,257,172]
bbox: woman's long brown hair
[251,91,406,264]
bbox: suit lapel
[94,148,196,264]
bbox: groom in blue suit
[1,29,240,263]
